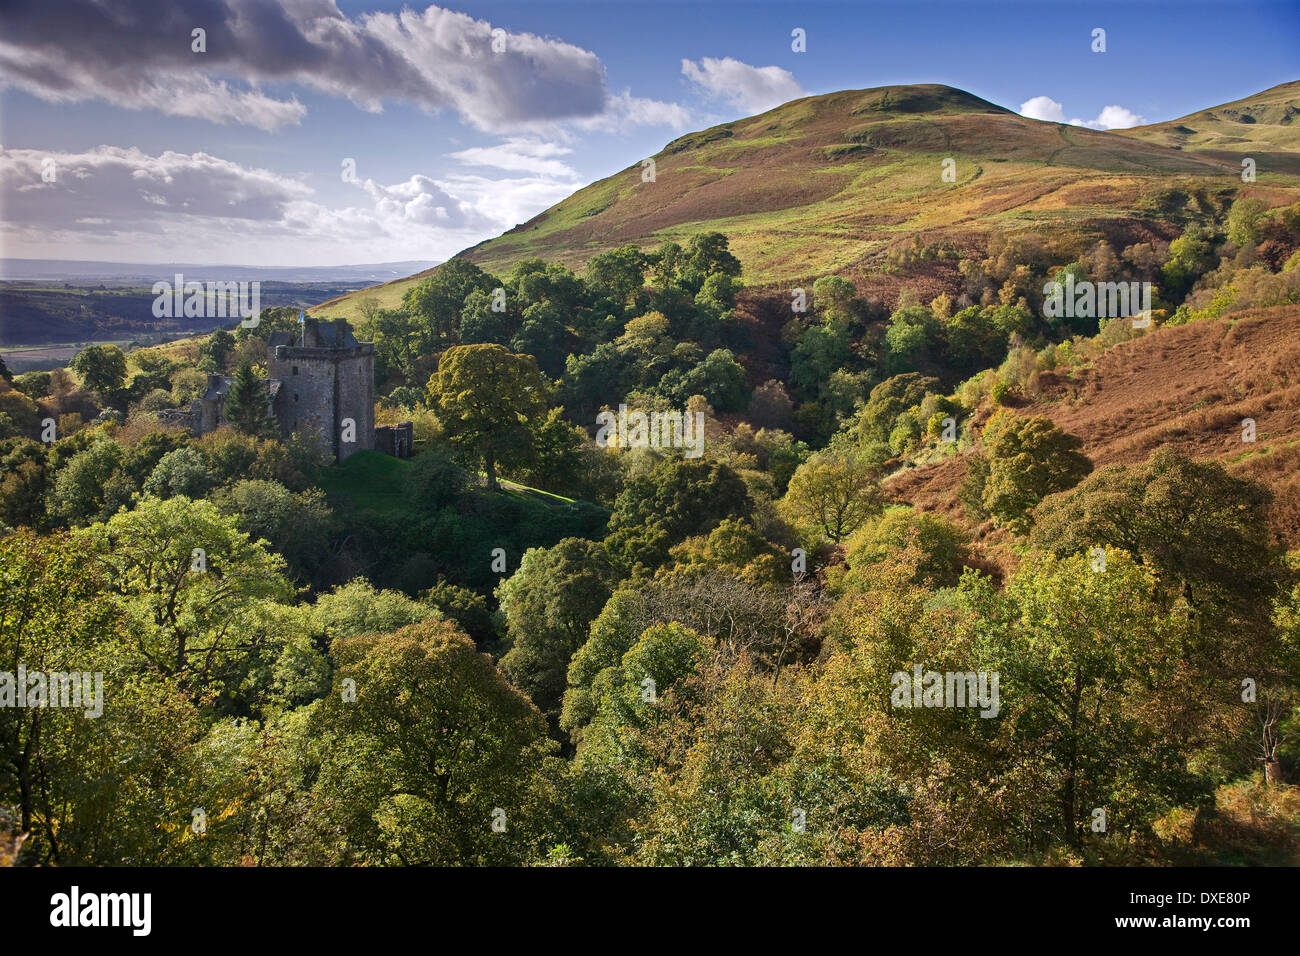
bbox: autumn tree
[844,508,970,588]
[968,411,1091,531]
[426,344,549,490]
[779,449,884,542]
[308,620,557,865]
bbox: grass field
[314,450,416,519]
[315,449,591,519]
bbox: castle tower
[266,318,375,462]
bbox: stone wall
[335,348,375,461]
[375,421,414,458]
[268,343,375,462]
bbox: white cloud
[0,143,587,264]
[1019,95,1065,123]
[448,138,579,178]
[681,57,803,115]
[0,146,312,232]
[1071,105,1144,130]
[576,90,694,134]
[437,173,582,232]
[0,0,684,133]
[1020,96,1144,130]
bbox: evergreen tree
[222,360,276,437]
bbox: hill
[1120,80,1300,174]
[313,82,1300,322]
[886,305,1300,546]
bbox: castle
[188,318,412,462]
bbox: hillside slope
[1120,80,1300,173]
[887,305,1300,545]
[315,83,1300,322]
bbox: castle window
[294,393,298,401]
[292,366,298,375]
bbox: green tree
[969,552,1217,846]
[47,438,135,527]
[0,531,119,844]
[221,360,276,438]
[75,496,293,697]
[200,328,236,371]
[421,579,498,645]
[790,320,853,394]
[812,275,857,319]
[214,479,338,585]
[586,244,649,306]
[1227,197,1269,247]
[974,410,1091,531]
[498,538,619,718]
[662,347,747,412]
[946,306,1008,375]
[308,620,556,865]
[403,258,498,344]
[426,344,550,490]
[143,447,216,500]
[70,344,127,395]
[1161,225,1217,298]
[780,449,884,542]
[12,371,50,401]
[1030,447,1280,628]
[678,232,741,293]
[694,273,742,321]
[0,439,49,529]
[884,307,935,368]
[308,577,438,640]
[606,458,752,572]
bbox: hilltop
[313,82,1300,321]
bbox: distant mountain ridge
[0,259,439,284]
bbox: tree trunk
[484,454,498,491]
[1264,758,1284,786]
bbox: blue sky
[1,0,1296,267]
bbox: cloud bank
[0,0,682,132]
[0,143,581,264]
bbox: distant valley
[0,258,438,366]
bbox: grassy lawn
[316,450,591,518]
[314,450,415,519]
